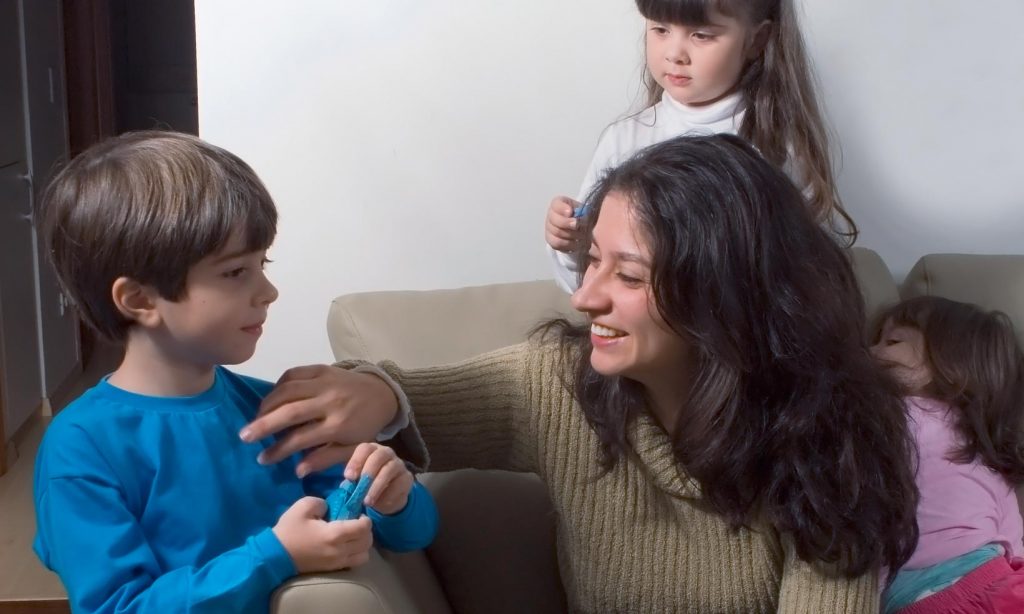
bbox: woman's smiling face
[570,191,690,387]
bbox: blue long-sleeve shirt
[33,367,437,613]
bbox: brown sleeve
[339,343,548,474]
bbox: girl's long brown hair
[635,0,856,243]
[875,296,1024,483]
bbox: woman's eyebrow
[613,251,650,267]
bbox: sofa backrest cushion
[851,246,901,325]
[328,279,576,366]
[327,248,899,364]
[901,254,1024,347]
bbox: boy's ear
[746,20,772,60]
[111,277,162,328]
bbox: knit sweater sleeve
[348,342,556,474]
[776,538,880,613]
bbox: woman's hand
[240,365,399,477]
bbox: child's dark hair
[634,0,855,243]
[40,130,278,342]
[874,296,1024,483]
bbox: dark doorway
[62,0,198,374]
[109,0,198,135]
[64,0,198,156]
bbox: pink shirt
[904,396,1024,569]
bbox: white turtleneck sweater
[549,91,745,293]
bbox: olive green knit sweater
[379,342,879,613]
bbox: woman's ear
[746,20,772,60]
[111,277,162,328]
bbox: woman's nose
[571,268,609,315]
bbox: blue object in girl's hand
[572,203,590,218]
[325,474,374,521]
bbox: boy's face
[153,232,278,367]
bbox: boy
[33,131,437,613]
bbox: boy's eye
[261,257,273,269]
[692,31,715,41]
[224,267,246,279]
[650,24,669,34]
[885,338,901,347]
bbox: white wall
[196,0,1024,380]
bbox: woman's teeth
[592,323,626,338]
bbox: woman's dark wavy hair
[634,0,856,244]
[538,134,918,577]
[874,296,1024,483]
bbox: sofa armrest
[271,549,451,614]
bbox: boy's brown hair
[40,131,277,342]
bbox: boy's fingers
[365,460,403,505]
[330,515,373,540]
[343,443,377,481]
[376,473,413,511]
[292,496,327,518]
[345,550,371,568]
[360,448,396,479]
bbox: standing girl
[545,0,854,292]
[872,296,1024,613]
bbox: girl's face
[645,12,766,107]
[871,320,932,394]
[571,192,690,387]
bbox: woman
[249,135,918,612]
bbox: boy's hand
[273,497,373,573]
[343,443,414,516]
[545,196,581,253]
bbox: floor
[0,341,121,612]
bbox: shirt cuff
[251,527,297,584]
[351,364,410,441]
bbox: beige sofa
[270,247,1024,613]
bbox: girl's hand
[344,443,415,516]
[545,195,581,252]
[240,365,399,477]
[273,497,373,573]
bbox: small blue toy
[572,203,590,218]
[325,474,374,521]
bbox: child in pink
[872,296,1024,613]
